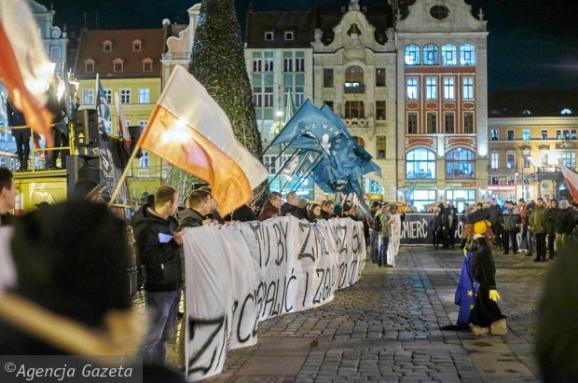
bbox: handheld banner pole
[107,145,140,208]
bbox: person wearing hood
[132,185,183,364]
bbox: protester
[468,219,507,336]
[544,199,559,260]
[371,203,384,263]
[446,206,458,249]
[306,203,322,222]
[341,201,359,221]
[132,185,183,364]
[502,201,520,255]
[281,191,306,219]
[321,200,335,219]
[224,202,257,222]
[518,198,532,255]
[333,204,343,218]
[431,206,443,250]
[387,204,402,267]
[45,77,68,170]
[258,192,282,221]
[378,203,392,267]
[178,189,216,229]
[529,197,548,262]
[554,200,575,253]
[487,198,504,248]
[0,168,16,226]
[6,101,30,171]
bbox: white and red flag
[0,0,54,144]
[561,165,578,204]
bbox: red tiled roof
[74,28,165,79]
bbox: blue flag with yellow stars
[455,250,477,325]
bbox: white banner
[182,216,366,381]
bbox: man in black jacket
[178,189,215,229]
[132,185,183,364]
[7,101,30,171]
[281,191,306,219]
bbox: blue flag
[455,251,477,325]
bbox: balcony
[344,82,365,94]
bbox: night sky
[39,0,578,92]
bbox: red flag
[561,165,578,204]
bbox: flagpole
[107,145,140,208]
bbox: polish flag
[137,66,267,215]
[0,0,54,144]
[115,92,132,148]
[561,165,578,204]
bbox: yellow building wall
[76,77,164,199]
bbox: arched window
[345,65,364,91]
[446,148,475,178]
[406,148,436,179]
[84,58,95,73]
[423,44,439,65]
[132,39,142,52]
[102,40,112,52]
[113,58,124,73]
[142,58,153,72]
[404,44,420,66]
[460,44,476,65]
[441,44,457,66]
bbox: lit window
[83,89,94,104]
[404,44,420,66]
[490,152,499,169]
[120,89,131,104]
[464,112,475,133]
[84,59,95,73]
[264,31,274,41]
[462,77,474,100]
[441,44,457,65]
[490,129,499,140]
[139,88,150,104]
[425,77,437,100]
[562,152,576,168]
[460,44,476,65]
[263,154,277,174]
[561,108,573,115]
[423,44,439,65]
[444,112,455,133]
[406,148,436,179]
[541,130,548,140]
[406,77,418,100]
[407,112,418,134]
[506,152,516,169]
[443,77,455,99]
[345,66,364,88]
[446,148,475,178]
[139,151,149,168]
[408,189,436,213]
[522,128,530,141]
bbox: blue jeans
[378,237,389,266]
[140,290,180,364]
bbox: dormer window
[264,31,274,41]
[284,31,294,41]
[132,39,142,52]
[84,59,95,73]
[142,58,153,72]
[113,58,124,73]
[102,40,112,52]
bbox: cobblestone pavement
[207,247,550,383]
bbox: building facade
[395,0,489,212]
[488,116,578,202]
[74,28,166,198]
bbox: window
[463,112,474,133]
[102,40,112,52]
[84,59,95,73]
[404,44,420,66]
[430,5,450,20]
[523,150,531,168]
[263,155,276,174]
[253,86,263,107]
[283,57,293,72]
[139,88,150,104]
[264,57,274,72]
[406,148,436,179]
[462,77,474,100]
[113,58,124,73]
[253,58,263,72]
[507,130,514,141]
[264,86,274,107]
[139,120,147,130]
[423,44,439,65]
[444,112,455,133]
[376,101,386,120]
[522,128,530,141]
[445,189,476,212]
[443,76,455,99]
[376,68,386,87]
[507,176,515,185]
[490,152,499,169]
[83,89,94,104]
[376,136,386,159]
[446,148,475,178]
[541,130,548,140]
[132,40,142,52]
[295,56,305,72]
[441,44,457,66]
[120,89,131,104]
[426,77,437,100]
[409,189,436,213]
[491,129,499,140]
[138,151,149,169]
[562,152,576,169]
[264,31,274,41]
[506,152,516,169]
[572,130,577,140]
[406,77,418,100]
[284,31,294,40]
[460,44,476,66]
[323,69,333,88]
[50,46,62,60]
[344,101,364,119]
[426,112,437,133]
[407,112,418,134]
[491,177,500,185]
[104,89,112,104]
[345,66,364,88]
[556,130,562,140]
[142,58,153,72]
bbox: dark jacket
[503,208,521,231]
[0,213,15,226]
[446,210,458,231]
[321,210,333,220]
[544,208,560,234]
[487,205,503,225]
[258,201,278,221]
[132,207,181,292]
[178,208,205,230]
[281,202,306,219]
[470,237,496,289]
[555,209,576,235]
[224,204,257,222]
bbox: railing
[343,83,365,94]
